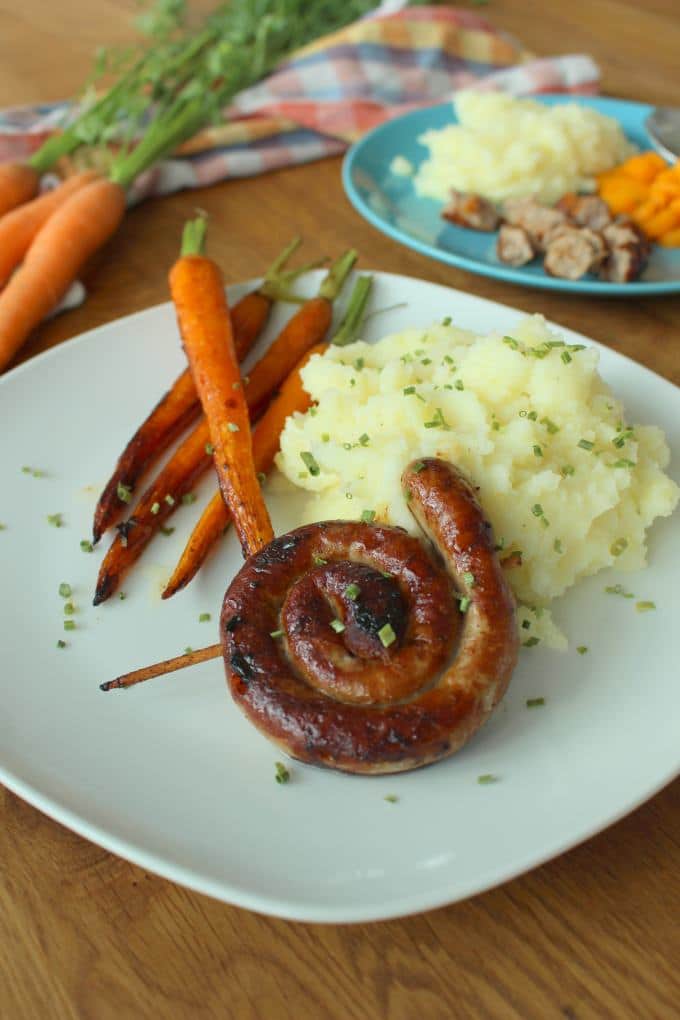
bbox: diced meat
[599,242,648,283]
[496,224,536,267]
[557,193,612,231]
[501,196,567,249]
[602,216,649,252]
[545,225,606,266]
[543,231,602,280]
[442,190,500,231]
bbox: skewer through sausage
[221,458,519,774]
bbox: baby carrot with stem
[162,275,373,598]
[170,214,273,558]
[91,237,321,543]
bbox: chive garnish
[636,601,656,612]
[300,451,320,476]
[577,646,588,654]
[80,540,93,553]
[182,493,197,505]
[454,379,464,391]
[458,596,471,613]
[523,636,540,647]
[561,351,572,364]
[227,422,240,432]
[63,620,76,632]
[275,762,290,785]
[56,640,67,649]
[270,629,284,639]
[403,385,416,395]
[345,583,360,601]
[577,439,594,451]
[605,584,635,598]
[198,612,211,622]
[117,482,132,504]
[313,555,327,566]
[205,443,215,455]
[463,571,475,587]
[361,509,376,523]
[609,458,636,469]
[560,465,575,477]
[119,592,127,601]
[610,538,628,557]
[521,619,531,630]
[441,316,452,326]
[63,602,75,616]
[58,583,72,598]
[330,619,345,634]
[321,433,330,443]
[384,794,399,803]
[526,697,545,708]
[150,502,160,515]
[358,433,370,446]
[160,526,175,536]
[47,513,63,528]
[531,504,544,518]
[478,774,499,785]
[378,623,396,648]
[164,493,175,506]
[424,407,450,430]
[533,445,543,458]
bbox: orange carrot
[162,275,373,598]
[616,152,667,184]
[0,171,99,288]
[162,342,323,598]
[169,217,274,558]
[0,178,126,372]
[0,163,40,217]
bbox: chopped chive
[330,618,345,634]
[358,433,370,447]
[523,636,540,647]
[531,503,544,518]
[354,357,364,371]
[441,316,452,326]
[424,407,450,430]
[119,592,127,601]
[117,482,132,504]
[321,433,330,443]
[458,596,471,613]
[609,458,636,469]
[610,537,628,557]
[381,571,393,580]
[150,502,160,515]
[313,555,327,566]
[560,465,575,477]
[257,472,267,485]
[521,619,531,630]
[454,379,464,391]
[604,584,635,598]
[231,381,241,390]
[553,539,563,554]
[198,612,211,623]
[275,762,290,785]
[160,525,175,536]
[384,794,399,803]
[577,439,594,451]
[227,422,240,433]
[533,445,543,458]
[345,492,353,500]
[56,639,67,649]
[443,354,455,365]
[561,351,572,364]
[541,417,560,434]
[63,602,75,616]
[300,451,320,476]
[164,493,175,506]
[181,492,197,505]
[403,385,416,395]
[478,774,499,785]
[636,601,656,613]
[463,571,475,587]
[526,697,545,708]
[205,443,215,455]
[63,620,76,632]
[420,357,432,365]
[378,622,397,648]
[577,646,588,655]
[22,466,45,478]
[503,336,519,350]
[270,629,284,639]
[361,509,376,523]
[47,512,63,527]
[349,378,356,387]
[184,647,193,654]
[80,539,93,553]
[345,583,360,601]
[58,582,72,598]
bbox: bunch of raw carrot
[92,230,372,608]
[597,152,680,246]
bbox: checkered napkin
[0,3,600,206]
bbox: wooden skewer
[101,643,221,691]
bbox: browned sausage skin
[221,459,518,774]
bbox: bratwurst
[221,459,518,774]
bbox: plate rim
[342,94,680,297]
[1,271,678,924]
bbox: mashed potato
[413,92,635,205]
[276,316,678,648]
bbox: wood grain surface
[1,3,679,1018]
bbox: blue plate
[343,95,680,296]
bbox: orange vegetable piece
[640,207,680,239]
[598,176,648,215]
[658,227,680,247]
[617,152,667,184]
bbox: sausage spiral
[221,458,519,774]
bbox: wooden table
[1,4,679,1018]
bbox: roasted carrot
[169,216,273,557]
[0,163,40,217]
[162,275,374,598]
[93,250,359,600]
[0,171,99,288]
[91,237,316,543]
[0,178,126,372]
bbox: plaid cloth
[0,3,600,206]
